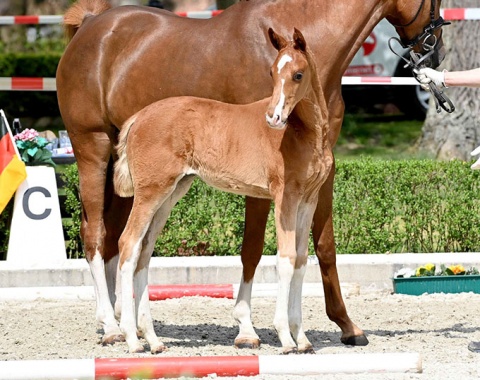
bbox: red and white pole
[0,353,421,379]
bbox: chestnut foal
[113,28,333,354]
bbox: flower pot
[393,275,480,295]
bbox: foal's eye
[269,69,273,77]
[293,72,303,81]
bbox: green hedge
[2,158,480,259]
[0,52,62,118]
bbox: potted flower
[14,128,56,167]
[393,263,480,295]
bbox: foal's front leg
[272,195,300,354]
[287,202,316,353]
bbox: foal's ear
[293,28,307,52]
[268,27,288,51]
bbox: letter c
[23,186,52,220]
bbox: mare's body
[57,0,446,348]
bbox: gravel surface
[1,291,479,379]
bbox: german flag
[0,110,27,214]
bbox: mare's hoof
[282,347,298,355]
[341,334,369,346]
[102,334,125,345]
[468,341,480,353]
[234,338,261,349]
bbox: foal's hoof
[341,334,369,346]
[102,334,125,346]
[282,347,298,355]
[234,338,261,350]
[299,346,316,354]
[151,344,168,354]
[132,346,146,353]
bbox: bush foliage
[2,158,480,258]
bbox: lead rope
[388,37,455,114]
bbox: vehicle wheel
[393,60,430,120]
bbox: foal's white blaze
[277,54,292,73]
[266,53,292,128]
[266,79,286,127]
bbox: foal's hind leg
[133,176,195,354]
[233,197,271,349]
[312,168,368,346]
[119,194,164,353]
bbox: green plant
[14,128,55,167]
[61,164,82,258]
[333,158,480,254]
[30,157,480,258]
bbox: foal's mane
[292,43,330,149]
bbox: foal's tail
[63,0,111,41]
[113,115,138,198]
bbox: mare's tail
[114,115,138,198]
[63,0,111,41]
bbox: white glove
[416,68,446,89]
[471,145,480,170]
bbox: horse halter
[388,0,454,113]
[392,0,450,50]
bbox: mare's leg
[73,130,126,344]
[103,167,133,322]
[133,176,195,354]
[312,165,368,345]
[288,202,316,353]
[233,197,271,349]
[272,194,300,354]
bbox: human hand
[415,68,446,90]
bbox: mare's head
[266,28,312,130]
[387,0,447,68]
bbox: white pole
[0,359,95,380]
[259,353,422,375]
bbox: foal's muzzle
[266,113,287,129]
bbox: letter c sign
[22,186,52,220]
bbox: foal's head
[266,28,312,130]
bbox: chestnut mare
[57,0,447,350]
[113,28,332,353]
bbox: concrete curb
[1,253,479,298]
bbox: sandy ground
[1,291,479,380]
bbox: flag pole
[0,109,22,159]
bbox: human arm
[444,68,480,87]
[417,67,480,88]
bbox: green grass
[334,113,429,160]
